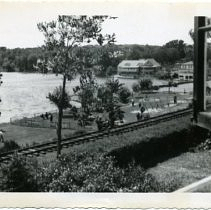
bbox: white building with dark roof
[177,61,193,81]
[117,58,161,78]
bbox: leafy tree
[106,65,116,76]
[2,58,15,72]
[127,45,144,60]
[73,70,98,116]
[103,79,122,111]
[164,39,186,59]
[105,78,123,94]
[94,45,117,77]
[47,86,71,109]
[98,78,126,126]
[139,79,153,91]
[152,47,167,64]
[118,87,131,103]
[37,15,116,157]
[97,50,112,76]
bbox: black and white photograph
[1,0,211,207]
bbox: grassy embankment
[2,91,209,191]
[149,149,211,191]
[68,114,211,191]
[35,113,211,191]
[0,115,96,148]
[39,115,207,167]
[1,111,211,191]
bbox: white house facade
[177,61,193,81]
[117,59,161,78]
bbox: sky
[1,0,211,48]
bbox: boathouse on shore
[117,58,161,78]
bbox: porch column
[193,16,207,122]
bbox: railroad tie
[19,151,29,155]
[27,149,37,153]
[125,128,132,132]
[45,147,55,152]
[26,154,34,158]
[96,136,103,140]
[83,138,91,143]
[116,130,123,135]
[39,151,46,155]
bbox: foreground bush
[0,140,20,154]
[37,153,159,192]
[0,155,38,192]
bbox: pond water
[0,72,106,123]
[0,72,194,123]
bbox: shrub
[195,138,211,151]
[139,79,153,91]
[152,85,160,91]
[106,66,116,76]
[0,140,20,154]
[36,153,159,192]
[0,155,38,192]
[132,82,140,92]
[118,87,131,103]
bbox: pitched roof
[118,60,145,68]
[182,61,193,65]
[146,58,161,67]
[118,59,161,68]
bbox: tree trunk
[57,74,67,158]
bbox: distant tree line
[3,39,211,74]
[0,47,43,72]
[125,40,193,65]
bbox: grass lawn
[148,150,211,191]
[0,123,74,147]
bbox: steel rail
[0,108,192,163]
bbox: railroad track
[0,108,192,163]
